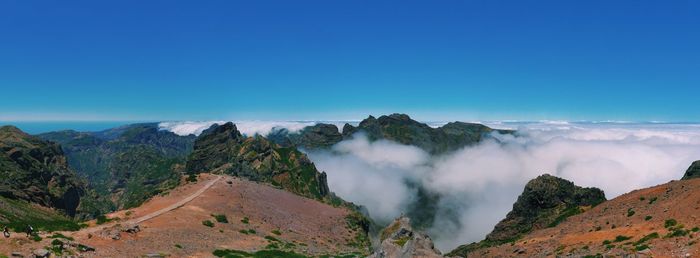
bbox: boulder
[32,249,49,258]
[369,216,442,258]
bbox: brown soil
[1,174,366,257]
[472,178,700,257]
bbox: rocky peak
[369,216,442,258]
[682,160,700,180]
[448,174,605,257]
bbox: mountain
[38,123,196,213]
[269,114,513,154]
[369,216,443,258]
[456,167,700,257]
[448,174,606,257]
[0,126,86,231]
[186,122,336,202]
[682,160,700,180]
[0,126,85,216]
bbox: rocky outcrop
[369,216,442,258]
[39,123,196,213]
[448,174,605,257]
[343,114,512,154]
[682,160,700,180]
[186,122,332,201]
[0,126,85,217]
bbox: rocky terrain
[369,216,442,258]
[269,113,513,154]
[186,122,339,203]
[0,174,370,257]
[0,126,85,222]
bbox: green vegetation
[635,244,650,251]
[212,214,228,223]
[95,214,118,225]
[635,232,659,245]
[614,235,632,242]
[648,197,658,204]
[626,208,635,217]
[665,219,678,228]
[241,217,249,224]
[271,229,282,235]
[175,244,183,249]
[549,206,583,228]
[202,220,215,227]
[645,215,653,221]
[0,197,82,232]
[49,233,74,241]
[394,236,411,247]
[692,227,700,232]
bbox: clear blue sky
[1,1,698,122]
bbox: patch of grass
[248,229,256,234]
[32,234,42,242]
[614,235,632,242]
[96,215,118,225]
[271,229,282,235]
[666,228,689,238]
[49,233,74,241]
[635,232,659,245]
[665,219,678,228]
[645,215,653,221]
[627,209,635,217]
[266,243,279,249]
[175,244,183,249]
[239,229,249,235]
[648,197,658,204]
[394,236,411,247]
[692,227,700,232]
[265,235,280,242]
[548,206,582,228]
[639,197,646,201]
[202,220,215,227]
[212,214,229,223]
[241,217,249,224]
[605,244,615,250]
[635,244,649,251]
[602,240,612,245]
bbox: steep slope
[448,174,606,257]
[186,122,334,202]
[38,123,196,213]
[0,126,85,217]
[1,174,371,257]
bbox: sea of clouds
[159,120,700,252]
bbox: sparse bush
[627,209,635,217]
[202,220,214,227]
[645,216,652,221]
[692,227,700,232]
[614,235,632,242]
[272,229,282,235]
[648,197,658,204]
[211,214,228,223]
[241,217,249,224]
[665,219,678,228]
[635,244,649,251]
[175,244,183,249]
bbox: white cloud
[307,123,700,252]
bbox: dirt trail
[82,175,222,234]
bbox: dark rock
[682,160,700,180]
[32,249,49,258]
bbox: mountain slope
[448,174,606,257]
[38,123,195,213]
[186,122,334,201]
[0,126,85,217]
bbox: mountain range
[2,114,700,257]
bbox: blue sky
[1,1,698,122]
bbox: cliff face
[448,174,606,257]
[0,126,85,217]
[186,122,332,201]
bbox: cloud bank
[306,123,700,252]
